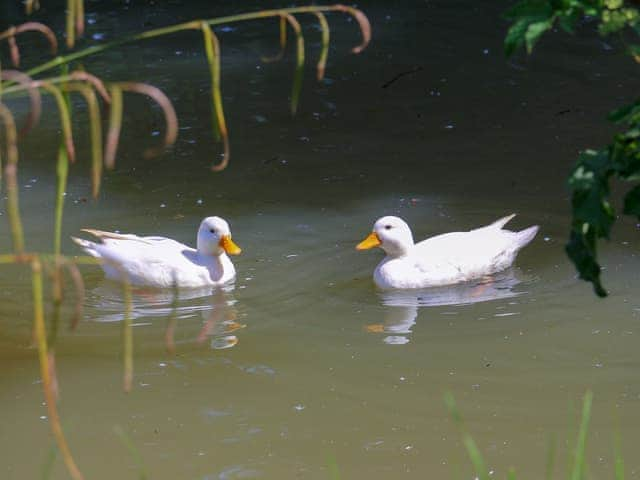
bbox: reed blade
[64,84,102,197]
[25,0,36,15]
[118,267,133,393]
[62,260,85,330]
[75,0,85,38]
[117,82,178,159]
[104,85,123,169]
[0,70,42,138]
[0,102,24,253]
[69,71,110,104]
[8,35,20,67]
[312,12,330,81]
[39,82,76,163]
[262,15,287,62]
[333,5,371,53]
[201,23,221,142]
[281,13,305,115]
[31,258,85,480]
[444,392,490,480]
[200,23,230,171]
[614,431,625,480]
[570,391,593,480]
[54,144,69,255]
[113,425,148,479]
[66,0,76,48]
[544,434,557,480]
[12,22,58,55]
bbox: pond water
[2,1,640,479]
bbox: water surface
[2,1,640,479]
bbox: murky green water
[2,1,640,479]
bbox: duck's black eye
[209,228,215,234]
[385,225,392,230]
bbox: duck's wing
[81,228,154,244]
[413,221,537,277]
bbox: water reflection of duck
[367,269,531,345]
[87,283,244,351]
[357,214,538,289]
[72,216,241,288]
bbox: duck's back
[375,218,538,289]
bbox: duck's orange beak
[356,232,381,250]
[220,235,242,255]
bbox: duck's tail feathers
[514,225,539,250]
[70,236,100,257]
[490,213,516,230]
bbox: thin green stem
[54,145,69,255]
[14,5,369,81]
[32,258,84,480]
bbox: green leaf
[558,10,580,33]
[608,99,640,123]
[623,184,640,218]
[504,0,553,20]
[565,230,607,297]
[525,19,554,53]
[505,17,530,56]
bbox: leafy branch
[504,0,640,296]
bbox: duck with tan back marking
[72,216,241,288]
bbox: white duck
[356,214,538,289]
[71,216,241,288]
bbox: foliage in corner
[504,0,640,296]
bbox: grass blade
[545,433,557,480]
[444,392,490,480]
[614,428,625,480]
[64,84,102,197]
[63,260,85,330]
[326,452,341,480]
[14,22,58,55]
[570,391,593,480]
[75,0,85,38]
[66,0,75,48]
[69,71,111,104]
[38,82,76,163]
[0,102,25,253]
[0,70,42,138]
[31,258,85,480]
[53,144,69,256]
[25,0,36,15]
[281,13,305,115]
[262,15,287,62]
[117,82,178,159]
[7,34,20,67]
[333,5,371,53]
[113,425,148,480]
[312,12,330,81]
[119,268,133,393]
[41,444,57,480]
[104,84,123,169]
[200,23,230,171]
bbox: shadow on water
[368,268,535,345]
[85,282,244,350]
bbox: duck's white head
[356,216,414,257]
[197,216,242,256]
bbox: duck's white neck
[200,251,235,283]
[381,239,414,258]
